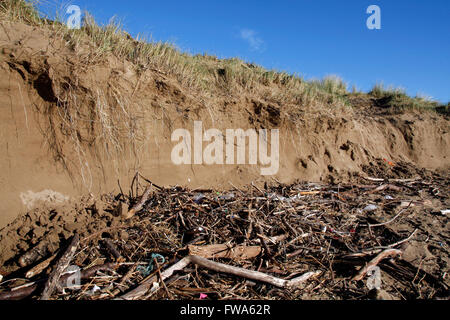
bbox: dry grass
[2,0,446,114]
[0,0,41,24]
[369,83,441,111]
[0,0,351,110]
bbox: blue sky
[40,0,450,102]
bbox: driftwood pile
[0,173,448,300]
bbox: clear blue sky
[40,0,450,103]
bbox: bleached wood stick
[363,176,420,183]
[26,253,58,279]
[119,255,321,300]
[190,255,321,289]
[123,184,153,219]
[0,263,117,300]
[119,256,191,300]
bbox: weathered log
[25,253,58,279]
[40,233,79,300]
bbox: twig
[153,257,172,299]
[363,176,420,183]
[367,184,402,194]
[368,201,413,227]
[352,248,402,281]
[40,233,79,300]
[123,184,153,219]
[357,229,418,253]
[0,263,117,300]
[386,229,418,248]
[251,182,265,196]
[103,238,123,261]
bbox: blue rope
[137,253,165,277]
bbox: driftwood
[368,201,413,228]
[123,184,153,219]
[119,256,192,300]
[0,282,39,300]
[40,233,80,300]
[352,249,402,281]
[119,255,321,300]
[259,233,289,244]
[363,176,421,183]
[353,229,418,255]
[0,263,117,300]
[18,242,49,268]
[189,255,320,289]
[25,252,58,279]
[188,244,261,260]
[2,172,446,301]
[103,238,123,261]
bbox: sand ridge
[0,20,448,229]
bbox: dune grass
[369,83,444,111]
[0,0,447,114]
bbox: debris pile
[0,172,449,300]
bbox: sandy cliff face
[0,21,448,228]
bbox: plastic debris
[137,253,166,277]
[267,193,304,202]
[90,285,101,295]
[363,204,378,212]
[193,193,205,204]
[440,209,449,216]
[218,193,235,201]
[199,293,208,299]
[384,195,394,200]
[383,158,395,167]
